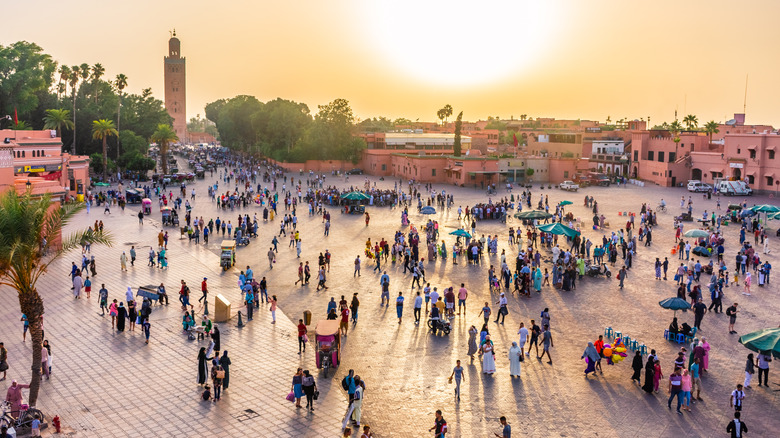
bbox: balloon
[604,344,612,349]
[615,347,626,353]
[603,348,613,357]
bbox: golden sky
[6,0,780,126]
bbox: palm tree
[669,120,683,160]
[114,74,128,159]
[442,104,453,124]
[43,109,74,137]
[92,119,118,182]
[0,189,111,407]
[57,65,70,102]
[151,124,178,175]
[683,114,698,131]
[90,63,105,104]
[704,121,719,143]
[68,65,81,154]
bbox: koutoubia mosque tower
[164,30,186,142]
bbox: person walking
[744,354,755,388]
[509,342,523,377]
[631,351,643,384]
[667,367,683,414]
[494,416,511,438]
[142,319,151,344]
[457,283,468,315]
[467,325,479,359]
[98,284,109,315]
[219,351,231,390]
[350,376,364,427]
[494,292,508,324]
[756,351,771,387]
[129,246,136,267]
[582,342,599,376]
[428,409,448,438]
[726,302,739,334]
[270,295,278,324]
[199,278,209,304]
[726,411,748,438]
[297,319,308,354]
[396,292,404,323]
[210,361,224,402]
[120,252,128,271]
[449,360,464,400]
[0,342,8,381]
[413,291,423,324]
[302,370,317,411]
[730,383,746,412]
[539,325,553,364]
[693,298,708,330]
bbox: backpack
[341,376,349,391]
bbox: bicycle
[0,400,43,430]
[657,204,667,213]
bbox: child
[202,384,212,401]
[543,269,550,286]
[31,414,41,437]
[733,272,739,287]
[84,276,91,299]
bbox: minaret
[164,30,186,143]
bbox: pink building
[1,129,91,198]
[631,130,710,186]
[699,132,780,194]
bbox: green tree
[90,63,105,104]
[151,124,178,174]
[92,119,118,181]
[669,119,683,159]
[0,41,56,121]
[56,65,70,102]
[393,117,412,126]
[704,120,719,143]
[14,120,33,130]
[683,114,698,130]
[118,130,147,156]
[0,189,111,407]
[526,168,534,176]
[114,74,128,158]
[453,111,463,157]
[43,108,74,137]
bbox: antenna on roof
[743,74,749,115]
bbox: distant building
[164,30,187,142]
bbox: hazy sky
[6,0,780,126]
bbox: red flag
[513,133,518,147]
[13,108,18,126]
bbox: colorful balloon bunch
[602,338,628,365]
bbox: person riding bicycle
[660,199,666,208]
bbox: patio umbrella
[770,211,780,220]
[740,209,756,218]
[342,191,370,201]
[559,200,573,206]
[514,210,553,220]
[658,297,690,317]
[739,328,780,359]
[537,222,580,238]
[449,229,472,238]
[750,204,780,213]
[420,206,437,215]
[684,229,709,238]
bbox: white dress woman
[509,342,522,377]
[482,337,496,374]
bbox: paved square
[1,164,779,437]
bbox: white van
[687,181,712,192]
[717,180,753,196]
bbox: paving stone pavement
[1,166,779,437]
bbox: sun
[362,0,557,86]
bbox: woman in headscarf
[582,342,600,376]
[689,338,699,368]
[701,337,710,372]
[533,267,542,293]
[301,370,317,411]
[509,342,522,377]
[72,271,83,299]
[4,380,30,417]
[125,287,134,304]
[211,325,221,353]
[116,302,127,331]
[197,347,209,385]
[219,351,231,390]
[642,357,655,394]
[481,336,496,374]
[466,325,479,360]
[631,351,643,384]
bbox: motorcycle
[585,262,611,278]
[427,317,451,335]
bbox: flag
[513,133,518,147]
[13,108,18,126]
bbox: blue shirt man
[245,267,254,282]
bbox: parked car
[346,168,363,175]
[560,181,580,192]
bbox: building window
[669,152,676,163]
[770,150,776,160]
[748,175,755,184]
[647,151,654,161]
[564,171,569,178]
[633,150,638,161]
[749,149,756,159]
[658,151,665,162]
[22,151,25,158]
[381,164,386,171]
[432,169,436,177]
[737,148,741,154]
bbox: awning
[451,166,463,172]
[710,168,724,174]
[468,171,499,174]
[747,170,757,176]
[767,146,776,150]
[443,166,452,171]
[747,145,757,150]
